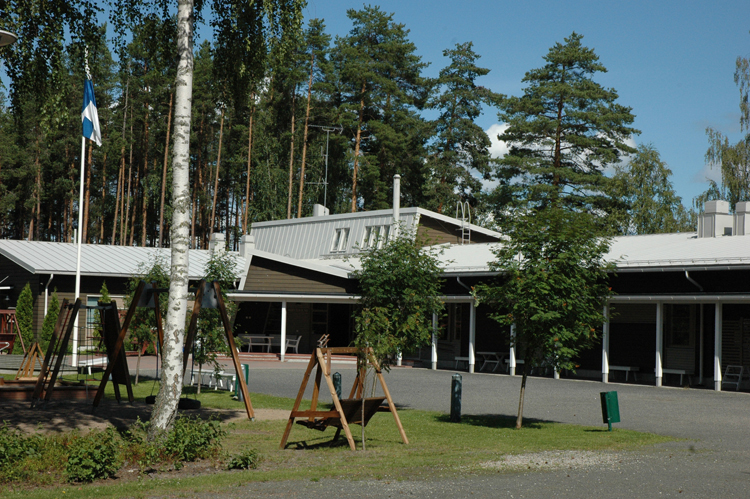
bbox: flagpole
[73,136,86,368]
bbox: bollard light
[450,373,462,423]
[333,372,342,400]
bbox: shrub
[227,448,260,470]
[164,415,226,462]
[65,428,121,483]
[0,423,42,468]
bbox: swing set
[27,280,253,419]
[280,346,408,451]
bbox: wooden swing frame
[92,280,254,419]
[280,347,408,451]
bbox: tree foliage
[475,210,613,428]
[41,289,60,351]
[609,144,695,234]
[192,249,240,377]
[694,46,750,212]
[493,32,638,220]
[14,282,33,353]
[352,226,444,370]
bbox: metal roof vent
[312,204,329,217]
[734,202,750,236]
[698,200,733,238]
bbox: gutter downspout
[685,271,704,292]
[44,274,54,316]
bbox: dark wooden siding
[417,215,500,246]
[243,257,354,294]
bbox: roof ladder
[456,201,471,245]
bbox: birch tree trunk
[150,0,194,435]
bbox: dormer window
[331,228,350,253]
[362,225,390,250]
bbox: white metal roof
[301,231,750,277]
[250,207,501,260]
[0,240,246,278]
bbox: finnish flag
[82,79,102,146]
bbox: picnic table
[476,351,507,372]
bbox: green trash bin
[600,391,620,431]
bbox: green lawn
[2,376,673,499]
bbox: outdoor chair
[722,365,745,391]
[285,335,301,353]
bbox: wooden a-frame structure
[280,347,408,451]
[92,280,254,419]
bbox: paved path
[214,363,750,498]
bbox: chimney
[393,174,401,237]
[209,232,226,254]
[312,204,329,217]
[698,200,733,238]
[238,234,255,258]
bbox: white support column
[655,302,663,387]
[468,303,476,373]
[509,324,516,376]
[699,304,704,385]
[431,312,438,370]
[715,302,722,391]
[602,304,610,383]
[280,301,287,362]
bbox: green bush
[0,423,42,468]
[165,415,226,462]
[65,428,122,483]
[227,448,260,470]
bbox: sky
[300,0,749,209]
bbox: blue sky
[301,0,749,208]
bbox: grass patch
[0,376,673,499]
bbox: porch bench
[609,365,639,382]
[661,368,694,386]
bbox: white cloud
[485,123,510,159]
[691,162,723,184]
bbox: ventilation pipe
[392,174,401,238]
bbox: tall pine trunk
[287,91,297,219]
[209,107,225,235]
[159,91,174,247]
[150,0,194,436]
[243,104,255,234]
[351,82,366,213]
[297,51,314,218]
[140,106,150,247]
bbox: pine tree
[494,32,638,220]
[426,42,503,214]
[333,6,430,211]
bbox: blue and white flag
[81,79,102,146]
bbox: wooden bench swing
[280,346,409,451]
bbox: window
[312,304,328,336]
[666,304,694,347]
[361,225,390,250]
[331,228,350,253]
